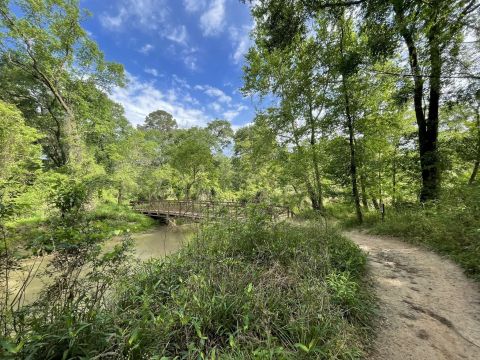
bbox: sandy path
[345,230,480,360]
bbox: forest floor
[345,230,480,360]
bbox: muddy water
[6,225,195,305]
[109,224,195,260]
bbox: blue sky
[81,0,255,129]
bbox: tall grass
[5,213,375,359]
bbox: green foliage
[140,109,178,132]
[87,203,156,233]
[6,216,374,359]
[0,101,42,217]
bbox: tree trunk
[346,107,363,224]
[392,146,397,206]
[421,24,441,201]
[360,172,369,210]
[339,18,363,224]
[309,113,325,212]
[308,188,321,211]
[394,5,441,202]
[469,105,480,185]
[117,186,123,205]
[288,115,323,212]
[372,197,380,210]
[470,161,479,185]
[185,183,192,200]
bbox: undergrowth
[4,213,375,359]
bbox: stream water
[6,224,195,305]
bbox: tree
[0,0,124,167]
[364,0,480,201]
[242,0,480,203]
[107,128,155,204]
[168,128,214,199]
[243,27,333,211]
[334,13,364,222]
[232,123,285,203]
[140,110,178,133]
[0,101,42,190]
[206,119,234,151]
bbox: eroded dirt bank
[346,230,480,360]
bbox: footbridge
[131,200,292,222]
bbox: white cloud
[181,46,199,70]
[100,0,168,32]
[139,44,154,54]
[210,102,223,112]
[99,0,189,46]
[166,25,188,45]
[223,110,241,121]
[229,25,252,64]
[224,104,248,121]
[100,1,197,70]
[200,0,226,36]
[99,8,127,29]
[109,72,250,128]
[184,0,207,12]
[110,73,211,127]
[144,68,160,77]
[172,74,192,89]
[195,85,232,103]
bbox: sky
[81,0,255,129]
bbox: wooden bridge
[131,200,292,222]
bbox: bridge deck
[132,200,291,221]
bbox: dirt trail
[345,230,480,360]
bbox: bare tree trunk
[392,146,398,207]
[470,161,479,185]
[394,5,440,202]
[469,105,480,185]
[288,115,323,211]
[421,23,441,201]
[360,172,369,210]
[117,186,123,205]
[308,103,325,212]
[339,17,363,224]
[346,106,363,224]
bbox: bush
[7,213,374,359]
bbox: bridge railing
[131,200,291,221]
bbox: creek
[6,224,195,305]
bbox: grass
[86,203,157,234]
[338,186,480,281]
[9,213,375,359]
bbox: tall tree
[0,0,124,167]
[140,110,178,133]
[243,30,332,211]
[242,0,480,202]
[364,0,480,201]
